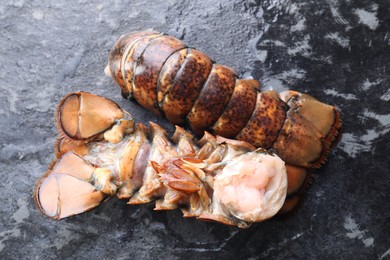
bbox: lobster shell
[34,92,289,228]
[106,30,341,169]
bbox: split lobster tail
[34,92,314,228]
[105,30,341,169]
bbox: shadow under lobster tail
[275,90,342,168]
[34,152,115,219]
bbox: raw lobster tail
[106,30,342,169]
[33,92,311,228]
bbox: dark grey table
[1,0,389,259]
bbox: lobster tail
[106,30,341,169]
[35,92,302,228]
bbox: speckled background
[0,0,389,259]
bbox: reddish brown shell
[107,31,342,169]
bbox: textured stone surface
[0,0,389,259]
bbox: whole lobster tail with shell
[106,30,341,169]
[33,92,314,228]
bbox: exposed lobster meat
[34,92,314,228]
[106,30,341,169]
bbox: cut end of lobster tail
[156,149,288,226]
[212,151,287,223]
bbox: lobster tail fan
[34,152,106,219]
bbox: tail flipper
[34,152,108,219]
